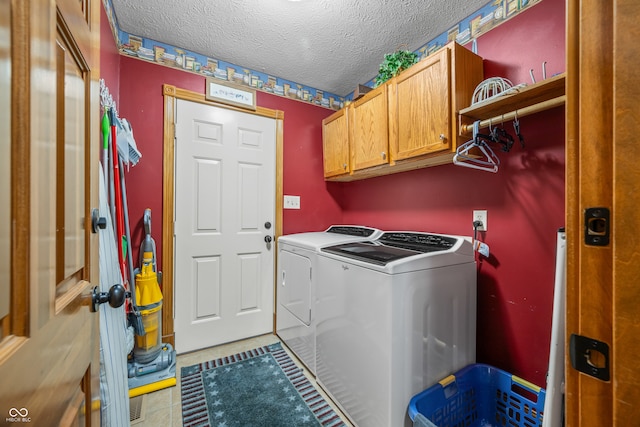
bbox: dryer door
[279,250,312,325]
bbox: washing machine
[276,225,382,376]
[316,231,477,427]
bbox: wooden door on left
[0,0,102,426]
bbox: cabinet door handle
[381,152,387,159]
[343,163,347,169]
[439,134,446,141]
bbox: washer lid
[321,241,417,266]
[321,232,469,266]
[278,225,382,251]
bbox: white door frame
[161,84,284,347]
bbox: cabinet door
[322,108,350,178]
[389,48,451,161]
[350,84,389,170]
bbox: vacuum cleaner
[128,209,176,397]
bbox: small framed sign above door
[205,78,256,110]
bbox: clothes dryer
[316,232,477,427]
[276,226,382,376]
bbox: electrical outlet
[473,210,487,231]
[284,195,301,209]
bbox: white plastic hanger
[453,120,500,173]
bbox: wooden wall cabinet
[322,42,483,181]
[388,48,450,161]
[322,83,390,179]
[322,107,350,178]
[350,83,389,171]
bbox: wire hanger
[453,120,500,173]
[513,110,525,148]
[487,115,514,152]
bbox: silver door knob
[264,235,273,243]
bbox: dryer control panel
[379,232,458,253]
[326,225,378,237]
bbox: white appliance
[276,225,382,375]
[316,232,477,427]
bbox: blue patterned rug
[180,342,347,427]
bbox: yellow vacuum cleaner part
[129,377,176,398]
[135,255,163,350]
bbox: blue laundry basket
[408,364,546,427]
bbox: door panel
[239,254,261,310]
[57,25,87,284]
[239,163,260,229]
[195,257,221,318]
[0,1,100,425]
[195,158,221,230]
[566,0,640,424]
[174,99,276,354]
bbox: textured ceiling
[111,0,490,96]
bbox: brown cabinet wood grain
[323,42,483,181]
[350,83,389,171]
[322,107,350,178]
[389,48,450,161]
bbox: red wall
[258,95,344,234]
[336,0,566,387]
[100,5,120,108]
[115,56,339,271]
[105,0,565,388]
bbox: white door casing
[174,99,276,354]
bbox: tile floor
[132,333,354,426]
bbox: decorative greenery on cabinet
[374,50,419,87]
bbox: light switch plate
[284,195,301,209]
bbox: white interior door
[174,99,276,354]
